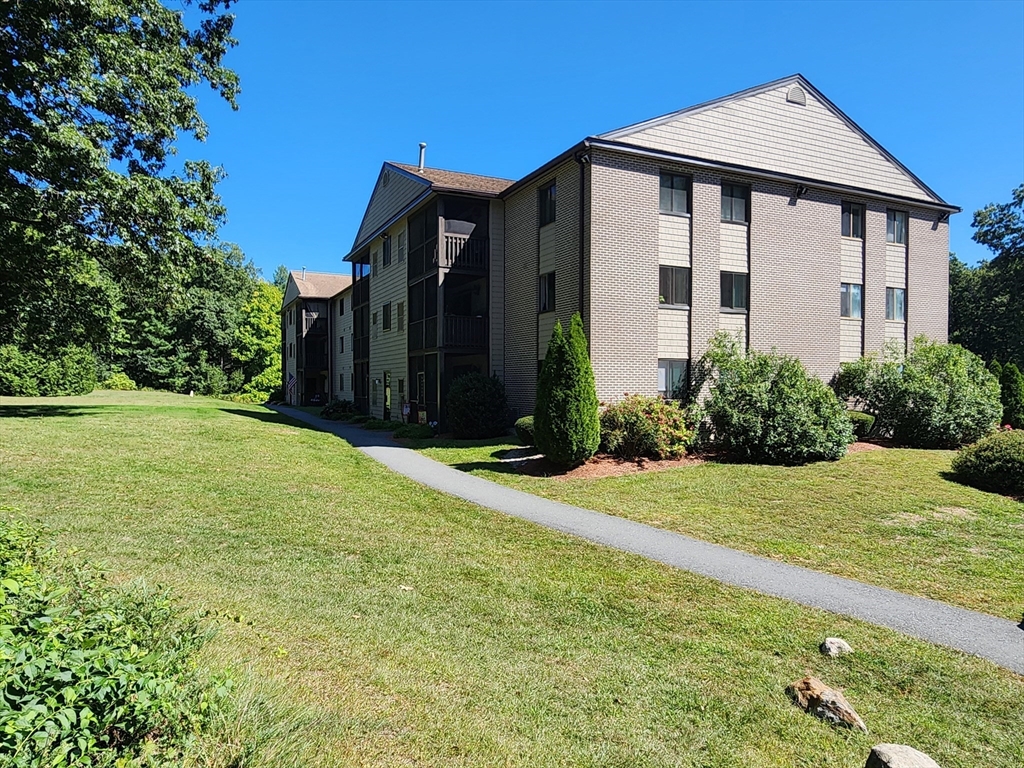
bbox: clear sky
[184,0,1024,279]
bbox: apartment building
[298,74,956,424]
[281,270,352,406]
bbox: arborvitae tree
[534,313,600,467]
[1000,363,1024,428]
[989,359,1003,379]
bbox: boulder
[820,637,854,657]
[787,675,867,732]
[865,744,941,768]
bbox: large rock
[865,744,941,768]
[820,637,853,657]
[787,675,867,732]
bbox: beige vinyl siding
[886,243,907,287]
[353,167,428,247]
[658,214,691,267]
[658,308,689,358]
[537,221,559,357]
[885,320,907,351]
[840,238,863,284]
[333,290,353,402]
[839,318,862,362]
[611,82,935,202]
[489,200,505,380]
[284,301,298,405]
[368,221,408,419]
[719,222,748,273]
[719,312,747,353]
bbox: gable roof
[390,163,514,196]
[282,270,351,307]
[597,74,950,206]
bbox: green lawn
[414,439,1024,621]
[1,391,1022,767]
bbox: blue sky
[185,0,1024,279]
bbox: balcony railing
[303,316,326,334]
[443,315,487,350]
[441,234,488,271]
[301,351,328,371]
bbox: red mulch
[497,448,702,480]
[846,440,891,454]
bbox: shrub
[848,410,875,440]
[1000,363,1024,428]
[0,345,97,397]
[362,419,401,431]
[446,373,510,439]
[321,398,356,420]
[989,358,1003,379]
[699,333,853,464]
[600,395,693,460]
[535,314,601,467]
[99,371,137,390]
[393,423,434,439]
[0,517,230,766]
[951,429,1024,496]
[515,415,535,446]
[349,414,373,424]
[848,338,1001,448]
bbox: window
[720,272,748,311]
[398,231,407,262]
[382,236,392,267]
[339,335,344,353]
[659,173,690,214]
[658,360,689,399]
[659,266,691,307]
[538,271,556,313]
[288,342,293,358]
[339,373,344,390]
[721,183,749,223]
[539,182,556,227]
[397,301,405,332]
[338,298,345,316]
[842,202,864,239]
[887,210,907,244]
[886,287,906,321]
[382,302,392,331]
[840,283,863,318]
[371,378,377,406]
[398,378,404,395]
[372,311,377,326]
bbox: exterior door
[383,371,392,421]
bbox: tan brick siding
[658,308,690,358]
[719,313,748,352]
[719,222,749,273]
[907,213,948,343]
[658,215,690,267]
[840,318,863,362]
[886,243,907,287]
[840,238,863,284]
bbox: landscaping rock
[820,637,853,657]
[787,675,867,732]
[865,744,942,768]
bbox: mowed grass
[0,391,1021,767]
[416,439,1024,621]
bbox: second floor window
[841,283,863,318]
[382,302,392,331]
[539,182,556,227]
[338,335,344,354]
[538,271,555,313]
[397,301,405,332]
[338,298,345,316]
[721,183,749,223]
[720,271,748,311]
[887,210,907,245]
[382,236,392,267]
[886,287,906,321]
[659,266,691,307]
[842,202,864,238]
[659,173,690,214]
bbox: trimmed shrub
[699,333,854,464]
[951,429,1024,496]
[0,345,97,397]
[848,410,875,440]
[446,373,510,439]
[1000,363,1024,428]
[851,338,1001,448]
[600,395,693,460]
[534,313,601,467]
[393,423,434,439]
[321,398,356,420]
[989,359,1003,380]
[99,372,137,391]
[362,419,402,431]
[515,415,535,446]
[0,517,230,765]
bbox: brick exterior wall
[907,211,949,344]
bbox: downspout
[574,145,591,349]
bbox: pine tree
[1000,363,1024,428]
[534,313,600,467]
[989,358,1003,379]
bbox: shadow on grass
[0,405,109,419]
[220,407,333,435]
[938,470,1022,502]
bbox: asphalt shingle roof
[392,163,514,196]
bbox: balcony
[443,315,487,350]
[441,234,488,272]
[300,351,328,371]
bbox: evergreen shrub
[514,415,535,446]
[0,345,97,396]
[1000,363,1024,428]
[951,429,1024,496]
[445,373,510,439]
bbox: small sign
[418,411,427,425]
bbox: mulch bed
[496,447,703,480]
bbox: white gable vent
[786,85,807,106]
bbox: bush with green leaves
[393,423,434,439]
[837,338,1001,448]
[600,395,694,460]
[698,334,853,464]
[534,314,601,467]
[349,414,373,424]
[0,345,97,397]
[514,415,535,446]
[951,429,1024,496]
[445,373,510,439]
[1000,363,1024,428]
[320,399,356,420]
[99,372,137,391]
[0,517,230,766]
[848,410,875,440]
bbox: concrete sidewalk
[270,405,1024,675]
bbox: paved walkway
[271,406,1024,675]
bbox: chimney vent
[418,142,427,171]
[301,267,306,280]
